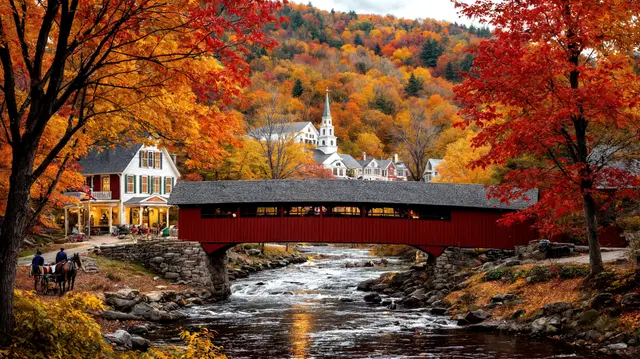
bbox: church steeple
[323,88,331,118]
[316,88,337,154]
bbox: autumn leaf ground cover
[446,262,640,332]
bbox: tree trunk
[583,191,604,275]
[0,147,36,346]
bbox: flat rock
[543,302,572,315]
[102,310,142,321]
[464,310,492,324]
[107,297,138,312]
[104,330,132,349]
[589,293,615,310]
[364,293,382,304]
[621,293,640,310]
[131,335,151,351]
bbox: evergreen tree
[419,38,443,67]
[292,79,304,98]
[354,33,363,46]
[460,54,475,74]
[444,62,460,82]
[404,73,423,97]
[374,43,382,56]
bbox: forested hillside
[200,3,493,181]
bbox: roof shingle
[78,144,142,175]
[168,180,537,210]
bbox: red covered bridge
[169,180,540,257]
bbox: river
[150,245,602,358]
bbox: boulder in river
[102,310,142,321]
[364,293,382,304]
[464,310,492,324]
[357,279,375,292]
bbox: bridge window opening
[284,206,315,216]
[366,207,406,218]
[324,206,360,217]
[201,205,237,218]
[238,206,280,217]
[409,206,451,221]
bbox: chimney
[171,154,177,164]
[362,152,366,160]
[393,153,398,163]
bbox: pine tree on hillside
[404,73,423,97]
[419,38,443,67]
[354,33,363,46]
[444,62,460,82]
[292,79,304,98]
[374,43,382,56]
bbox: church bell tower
[316,88,338,154]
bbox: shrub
[3,290,112,359]
[558,264,589,279]
[483,268,517,283]
[527,266,552,283]
[106,272,122,282]
[120,329,227,359]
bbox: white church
[289,90,410,181]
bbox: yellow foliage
[434,132,495,184]
[122,330,227,359]
[4,290,112,359]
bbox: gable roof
[358,158,377,167]
[339,154,362,169]
[312,149,334,164]
[169,180,537,211]
[426,159,444,172]
[78,144,143,175]
[250,122,316,137]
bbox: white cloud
[301,0,472,24]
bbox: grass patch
[94,256,154,276]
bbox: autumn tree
[454,0,640,275]
[419,38,443,67]
[0,0,284,345]
[355,132,384,159]
[434,132,495,184]
[247,94,316,179]
[391,105,443,181]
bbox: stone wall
[98,240,218,291]
[431,248,515,295]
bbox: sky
[302,0,472,24]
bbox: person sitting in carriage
[30,250,44,276]
[55,248,68,264]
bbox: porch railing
[92,191,112,200]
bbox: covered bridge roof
[169,180,537,211]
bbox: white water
[149,246,599,359]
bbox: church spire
[323,88,331,118]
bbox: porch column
[77,209,81,233]
[109,206,113,234]
[165,208,169,228]
[139,206,143,226]
[87,203,91,237]
[64,207,68,237]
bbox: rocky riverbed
[355,247,640,358]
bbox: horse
[55,253,82,295]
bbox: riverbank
[13,243,307,353]
[356,249,640,358]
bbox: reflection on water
[290,306,313,358]
[149,246,604,359]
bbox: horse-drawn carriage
[31,253,82,295]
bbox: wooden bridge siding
[178,207,538,249]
